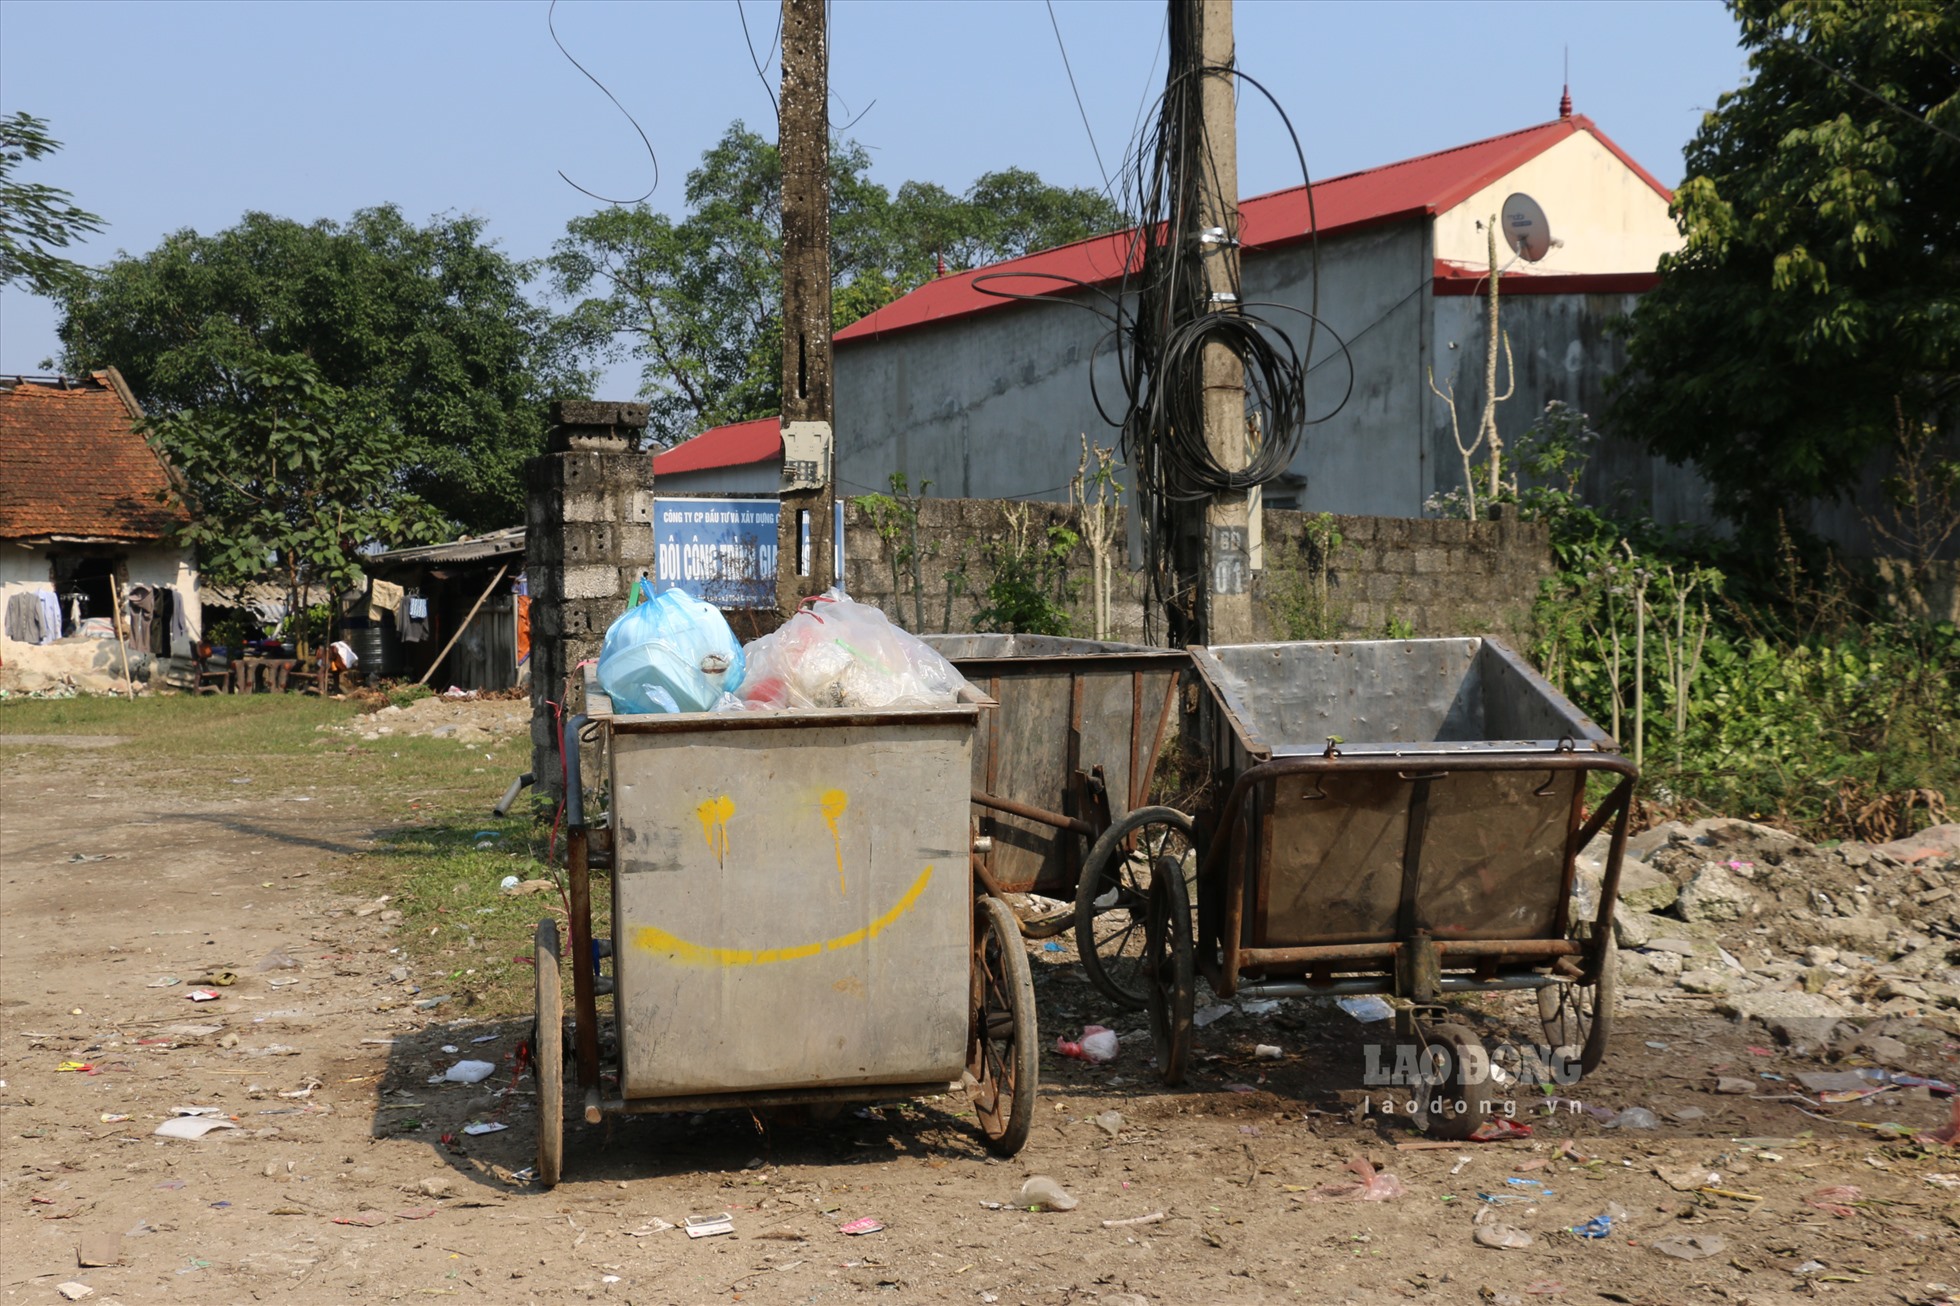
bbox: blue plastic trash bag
[596,588,745,714]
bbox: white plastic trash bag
[597,589,745,714]
[734,594,968,710]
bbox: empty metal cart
[921,634,1188,1009]
[1121,638,1637,1137]
[532,679,1036,1186]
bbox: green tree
[0,112,104,296]
[148,354,445,617]
[56,206,587,531]
[1609,0,1959,533]
[552,121,1124,446]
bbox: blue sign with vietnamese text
[652,498,845,607]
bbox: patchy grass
[348,812,613,1020]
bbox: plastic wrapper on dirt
[597,589,744,714]
[734,595,969,710]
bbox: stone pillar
[527,400,653,797]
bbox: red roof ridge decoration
[837,114,1670,345]
[0,368,191,543]
[652,414,782,476]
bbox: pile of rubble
[320,693,530,746]
[1584,819,1959,1053]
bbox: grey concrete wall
[838,496,1553,651]
[1427,289,1720,530]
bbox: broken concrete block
[1677,861,1756,923]
[1612,903,1658,950]
[1618,860,1680,914]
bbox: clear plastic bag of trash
[1019,1175,1078,1211]
[1054,1025,1119,1064]
[597,587,745,714]
[734,593,968,710]
[1308,1156,1404,1202]
[442,1059,497,1084]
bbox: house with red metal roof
[0,368,202,663]
[651,415,784,496]
[822,103,1698,522]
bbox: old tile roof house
[0,369,202,659]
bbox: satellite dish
[1500,192,1553,262]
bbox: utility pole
[776,0,836,615]
[1167,0,1252,648]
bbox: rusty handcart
[921,635,1188,1009]
[531,675,1036,1186]
[1109,638,1638,1137]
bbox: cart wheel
[1144,858,1195,1085]
[1075,806,1195,1010]
[1422,1021,1494,1141]
[968,895,1037,1156]
[1537,924,1618,1076]
[534,918,564,1188]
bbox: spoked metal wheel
[1537,923,1617,1076]
[1144,859,1195,1085]
[533,918,565,1188]
[968,895,1037,1156]
[1074,806,1195,1010]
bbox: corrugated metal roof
[835,115,1669,344]
[652,416,781,476]
[365,526,526,567]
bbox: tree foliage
[147,354,445,608]
[552,122,1125,446]
[0,112,104,296]
[56,206,587,532]
[1610,0,1959,531]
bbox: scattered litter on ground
[1054,1026,1118,1063]
[1101,1211,1166,1228]
[54,1282,93,1301]
[438,1060,496,1084]
[838,1217,883,1235]
[154,1118,238,1140]
[1336,995,1395,1022]
[1019,1176,1078,1211]
[1474,1223,1533,1250]
[684,1213,734,1238]
[462,1121,507,1136]
[1652,1233,1727,1260]
[1306,1157,1404,1202]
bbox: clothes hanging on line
[5,591,46,644]
[398,590,429,643]
[125,584,156,652]
[35,588,60,643]
[368,579,404,623]
[150,588,176,656]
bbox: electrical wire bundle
[977,17,1351,643]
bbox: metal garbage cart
[921,634,1188,1009]
[1107,638,1637,1137]
[531,676,1036,1186]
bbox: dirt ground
[2,714,1956,1306]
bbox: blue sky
[0,0,1746,397]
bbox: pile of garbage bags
[596,588,968,715]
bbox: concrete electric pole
[776,0,837,615]
[1168,0,1252,648]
